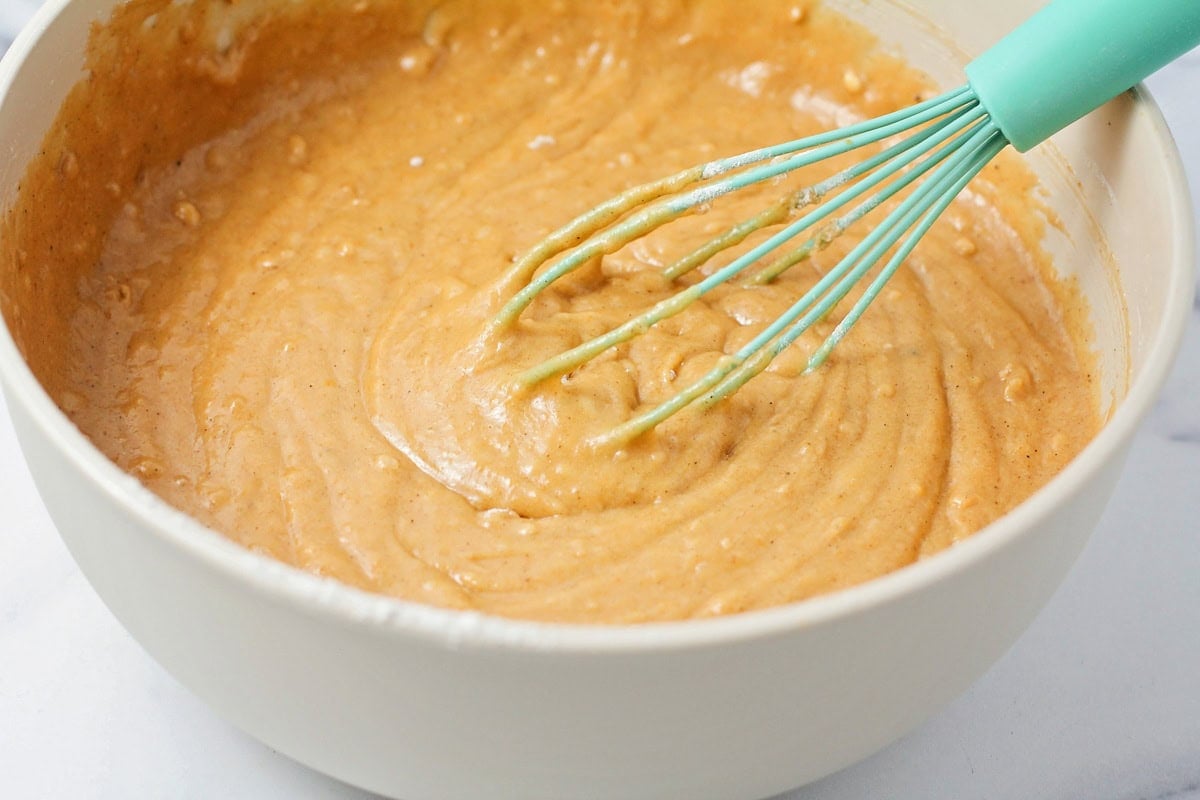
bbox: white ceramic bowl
[0,1,1192,799]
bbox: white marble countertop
[1,5,1197,799]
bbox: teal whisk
[491,0,1200,447]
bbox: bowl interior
[843,0,1189,418]
[0,0,1192,643]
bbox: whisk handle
[966,0,1200,152]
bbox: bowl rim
[0,0,1194,654]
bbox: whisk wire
[491,87,976,330]
[803,131,1009,370]
[593,119,1006,447]
[516,98,987,388]
[692,85,975,179]
[745,103,984,284]
[663,101,983,284]
[698,122,1007,406]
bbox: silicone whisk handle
[965,0,1200,152]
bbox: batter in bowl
[1,0,1100,622]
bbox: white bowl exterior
[0,0,1192,798]
[3,388,1132,800]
